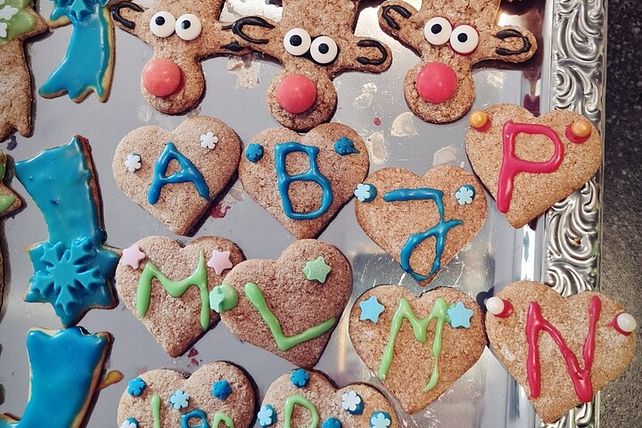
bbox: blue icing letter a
[0,327,110,428]
[383,188,463,282]
[15,137,119,326]
[148,142,210,204]
[275,142,333,220]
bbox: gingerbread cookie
[240,123,369,239]
[378,0,537,123]
[15,137,119,326]
[0,327,112,428]
[0,151,21,311]
[115,236,244,357]
[111,0,244,114]
[349,285,486,413]
[486,281,636,423]
[257,368,398,427]
[230,0,392,131]
[113,116,241,235]
[215,239,352,368]
[117,362,255,428]
[354,165,486,286]
[39,0,116,102]
[465,105,602,228]
[0,0,47,141]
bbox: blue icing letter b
[275,142,333,220]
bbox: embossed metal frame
[542,0,607,427]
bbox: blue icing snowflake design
[169,390,190,410]
[39,0,114,101]
[211,380,232,400]
[127,377,146,397]
[0,327,110,428]
[334,136,359,155]
[245,143,264,162]
[289,368,310,388]
[257,404,277,427]
[15,137,119,326]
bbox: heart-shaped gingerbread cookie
[257,368,398,427]
[349,285,486,413]
[466,105,602,228]
[113,116,241,235]
[117,361,255,428]
[115,236,244,357]
[239,123,369,239]
[354,165,487,286]
[215,239,352,367]
[486,281,636,423]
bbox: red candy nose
[276,74,317,114]
[415,62,458,104]
[142,58,183,97]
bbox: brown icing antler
[379,0,537,123]
[111,0,244,115]
[231,0,392,131]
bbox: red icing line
[497,121,565,213]
[496,299,513,318]
[609,314,632,336]
[525,296,601,402]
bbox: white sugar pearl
[616,313,637,333]
[486,297,505,316]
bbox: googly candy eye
[424,17,452,45]
[450,25,479,54]
[175,14,202,41]
[283,28,312,56]
[310,36,338,65]
[150,11,176,38]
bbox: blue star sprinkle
[447,301,473,328]
[359,296,385,323]
[290,368,310,388]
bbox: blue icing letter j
[0,327,111,428]
[15,137,119,326]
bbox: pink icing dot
[415,62,458,104]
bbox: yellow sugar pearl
[469,111,489,130]
[571,119,592,138]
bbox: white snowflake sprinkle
[200,131,219,150]
[124,154,142,172]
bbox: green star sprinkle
[209,284,238,313]
[302,256,332,283]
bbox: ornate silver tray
[0,0,606,427]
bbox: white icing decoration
[616,313,637,333]
[486,297,505,316]
[200,131,218,150]
[124,154,142,172]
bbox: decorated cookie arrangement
[486,282,636,423]
[240,123,369,239]
[466,105,603,228]
[113,116,241,235]
[258,368,398,428]
[117,362,255,428]
[115,236,244,357]
[0,0,47,141]
[355,165,487,286]
[378,0,537,123]
[215,239,352,368]
[229,0,392,130]
[349,285,486,413]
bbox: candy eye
[423,17,452,45]
[310,36,338,65]
[450,25,479,54]
[283,28,312,56]
[150,11,176,38]
[175,14,202,41]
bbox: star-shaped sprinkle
[447,301,473,328]
[200,131,218,150]
[302,256,331,283]
[207,249,233,275]
[121,244,146,269]
[359,296,385,323]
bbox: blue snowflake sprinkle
[354,183,377,202]
[245,143,265,163]
[258,404,277,427]
[370,411,392,428]
[120,418,139,428]
[334,136,359,155]
[341,390,364,415]
[127,377,146,397]
[290,368,310,388]
[454,185,475,205]
[211,380,233,400]
[169,390,190,410]
[322,417,342,428]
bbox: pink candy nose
[142,58,183,97]
[276,74,318,114]
[415,62,458,104]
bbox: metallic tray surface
[0,0,606,427]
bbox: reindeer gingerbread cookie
[379,0,537,124]
[230,0,392,131]
[0,0,47,142]
[111,0,244,114]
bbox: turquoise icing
[180,410,210,428]
[334,136,359,155]
[39,0,113,100]
[148,143,209,205]
[275,142,333,220]
[0,327,109,428]
[383,188,463,282]
[15,137,119,326]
